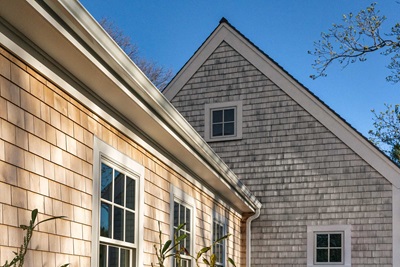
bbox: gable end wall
[170,41,393,266]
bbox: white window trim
[212,211,227,267]
[307,225,351,267]
[92,137,145,267]
[170,185,196,267]
[205,101,243,142]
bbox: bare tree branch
[309,3,400,83]
[100,18,173,90]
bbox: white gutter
[246,202,262,267]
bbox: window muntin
[213,219,225,267]
[315,232,343,264]
[211,108,236,137]
[173,201,192,267]
[99,160,138,267]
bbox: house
[0,1,261,267]
[163,18,400,267]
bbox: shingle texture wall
[170,41,393,266]
[0,46,245,266]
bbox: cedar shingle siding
[169,41,393,266]
[0,46,245,266]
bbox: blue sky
[79,0,399,138]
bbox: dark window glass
[174,202,179,227]
[330,248,342,262]
[108,246,119,267]
[120,248,130,267]
[114,207,124,241]
[114,170,125,206]
[330,234,342,247]
[186,208,191,232]
[126,177,136,210]
[316,249,328,262]
[213,123,223,136]
[126,211,135,243]
[224,109,234,122]
[101,163,113,201]
[212,110,223,123]
[100,202,112,238]
[224,122,235,135]
[316,234,328,247]
[99,244,107,267]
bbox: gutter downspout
[246,202,262,267]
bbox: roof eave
[0,0,260,212]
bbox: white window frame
[307,225,351,267]
[212,212,227,267]
[92,137,144,267]
[170,185,196,267]
[205,101,243,142]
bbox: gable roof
[0,1,260,213]
[163,18,400,188]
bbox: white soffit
[164,21,400,188]
[0,0,259,212]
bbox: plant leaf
[228,257,237,267]
[31,209,38,222]
[162,240,172,254]
[197,246,210,259]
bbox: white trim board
[394,186,400,267]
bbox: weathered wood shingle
[170,40,394,266]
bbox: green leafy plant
[1,209,67,267]
[151,222,236,267]
[194,233,236,267]
[151,222,187,267]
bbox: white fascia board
[164,22,400,188]
[0,0,259,213]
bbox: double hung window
[212,216,226,267]
[171,186,195,267]
[173,201,192,267]
[99,161,138,266]
[93,138,144,267]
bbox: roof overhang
[0,0,260,213]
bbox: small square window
[307,225,351,267]
[205,101,242,142]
